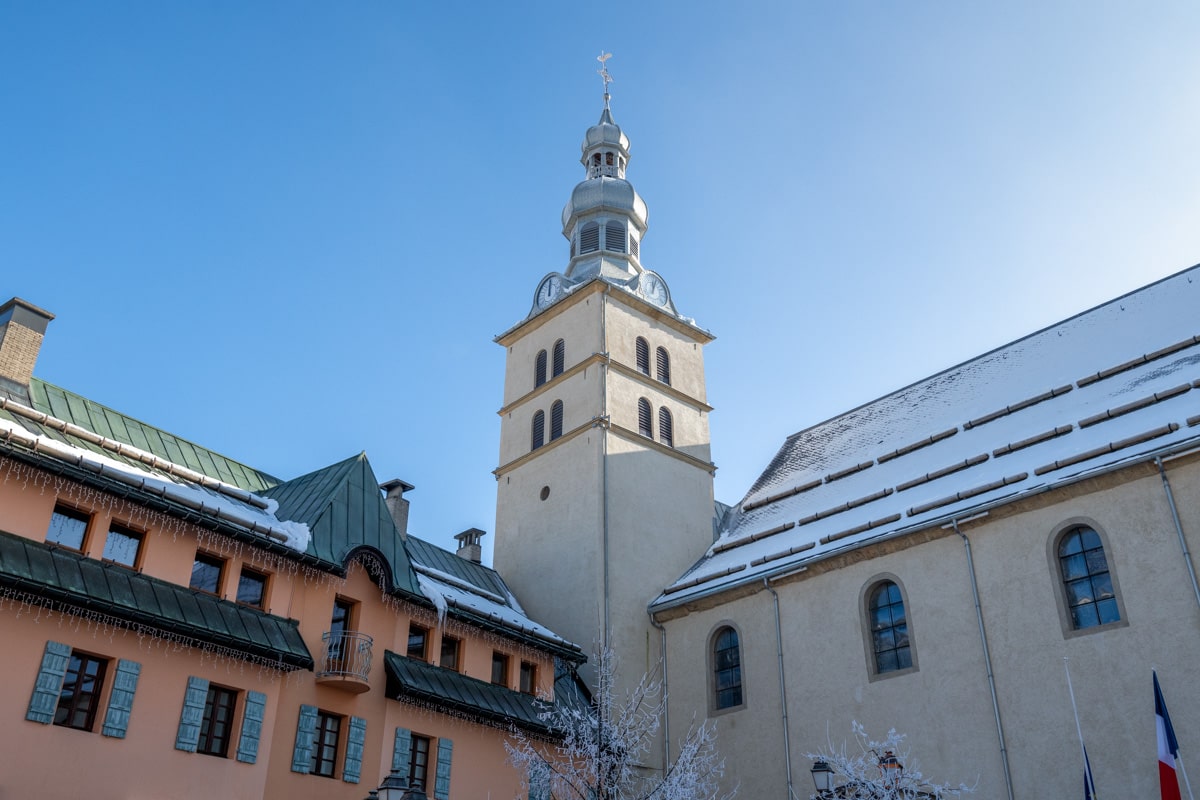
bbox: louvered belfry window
[550,400,564,440]
[635,337,650,375]
[658,407,674,447]
[535,350,548,388]
[531,411,545,451]
[552,339,565,377]
[656,347,671,385]
[638,398,652,438]
[605,221,626,253]
[580,222,600,254]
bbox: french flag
[1155,671,1182,800]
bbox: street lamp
[811,759,836,795]
[365,769,428,800]
[879,750,903,788]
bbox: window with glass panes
[236,568,267,608]
[102,524,143,568]
[54,652,107,731]
[197,685,236,757]
[409,734,431,789]
[408,624,428,660]
[190,553,224,594]
[869,581,911,673]
[520,661,537,694]
[492,652,509,685]
[310,711,341,777]
[47,506,89,551]
[440,635,460,671]
[712,627,742,709]
[1058,526,1120,629]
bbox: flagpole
[1177,755,1195,800]
[1065,657,1098,799]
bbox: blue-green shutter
[343,716,367,784]
[236,691,267,764]
[529,760,551,800]
[392,727,413,772]
[26,640,71,724]
[291,704,318,773]
[434,738,453,800]
[101,659,141,738]
[175,676,209,752]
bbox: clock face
[536,275,562,309]
[641,273,667,306]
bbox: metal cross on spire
[597,51,613,109]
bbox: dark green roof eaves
[383,650,555,736]
[405,536,510,598]
[0,529,313,670]
[0,442,341,577]
[27,379,280,492]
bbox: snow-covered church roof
[652,263,1200,611]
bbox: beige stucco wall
[659,453,1200,800]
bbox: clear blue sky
[3,3,1198,560]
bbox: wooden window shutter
[101,659,141,738]
[635,337,650,375]
[434,738,454,800]
[656,346,671,385]
[659,407,674,448]
[26,640,71,724]
[393,727,414,772]
[535,350,547,387]
[291,704,318,773]
[343,716,367,784]
[175,676,210,752]
[552,339,565,377]
[236,691,267,764]
[550,400,564,440]
[638,398,652,438]
[531,411,545,450]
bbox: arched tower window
[658,407,674,448]
[531,411,545,451]
[550,400,564,441]
[534,350,547,388]
[552,339,565,377]
[656,347,671,385]
[1057,525,1120,629]
[580,222,600,254]
[711,626,743,710]
[637,398,652,438]
[867,580,912,674]
[605,152,614,166]
[635,337,650,375]
[605,221,626,253]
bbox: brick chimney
[0,298,54,402]
[453,528,486,563]
[380,479,414,540]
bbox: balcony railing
[316,630,373,692]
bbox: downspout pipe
[1156,456,1200,611]
[650,615,669,776]
[601,287,611,649]
[763,577,797,800]
[952,518,1015,800]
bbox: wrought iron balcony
[315,630,373,693]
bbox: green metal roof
[384,650,556,736]
[261,453,420,595]
[21,379,279,492]
[0,529,313,669]
[405,535,512,601]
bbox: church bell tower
[492,56,716,697]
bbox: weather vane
[597,51,613,109]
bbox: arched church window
[1057,525,1121,629]
[605,221,626,254]
[552,339,565,377]
[580,222,600,254]
[550,400,564,441]
[592,153,601,166]
[656,347,671,385]
[868,580,912,674]
[637,398,652,438]
[658,407,673,448]
[531,411,545,451]
[635,337,650,375]
[534,350,547,388]
[711,626,743,710]
[605,152,614,166]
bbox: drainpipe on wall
[763,577,798,800]
[601,286,612,650]
[951,518,1015,800]
[1156,456,1200,612]
[650,615,669,777]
